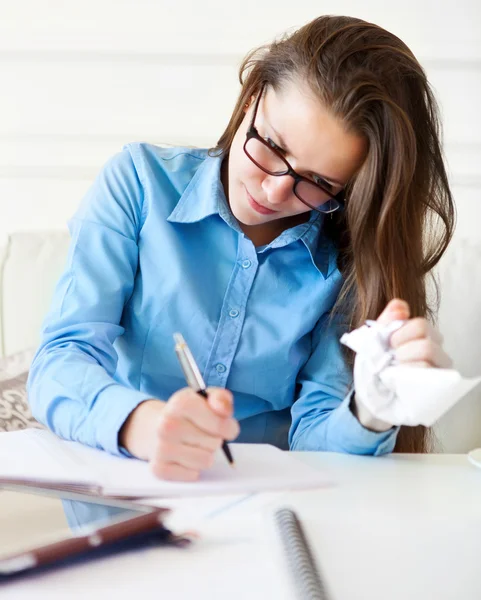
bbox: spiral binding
[274,508,328,600]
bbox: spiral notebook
[273,508,329,600]
[0,429,329,499]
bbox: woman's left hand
[380,299,452,369]
[351,298,453,432]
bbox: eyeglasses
[243,84,345,213]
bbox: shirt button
[229,309,239,318]
[215,363,227,374]
[241,259,252,269]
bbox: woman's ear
[243,95,255,113]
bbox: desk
[2,452,481,599]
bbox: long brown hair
[212,16,455,452]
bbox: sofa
[0,230,480,452]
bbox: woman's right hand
[119,387,240,481]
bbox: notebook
[273,508,328,600]
[0,429,328,499]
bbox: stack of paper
[0,429,329,499]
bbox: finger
[377,298,410,326]
[390,318,443,349]
[205,387,234,417]
[155,439,216,471]
[156,413,224,452]
[395,338,453,368]
[168,390,239,440]
[150,460,200,482]
[441,350,453,369]
[400,360,433,369]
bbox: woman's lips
[245,188,277,215]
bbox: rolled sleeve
[289,312,399,456]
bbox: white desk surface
[3,451,481,600]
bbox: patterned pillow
[0,349,44,432]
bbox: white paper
[341,321,481,426]
[0,428,93,485]
[0,429,329,498]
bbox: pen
[173,333,234,466]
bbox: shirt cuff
[118,446,136,459]
[327,388,399,456]
[86,383,154,457]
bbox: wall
[0,0,480,245]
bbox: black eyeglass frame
[243,83,346,213]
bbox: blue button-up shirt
[27,143,397,457]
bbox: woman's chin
[230,202,266,226]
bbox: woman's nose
[261,174,293,205]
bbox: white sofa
[0,230,480,453]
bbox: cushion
[0,238,8,357]
[0,349,44,433]
[1,231,70,357]
[433,237,481,452]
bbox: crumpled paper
[340,320,481,426]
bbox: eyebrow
[266,119,344,186]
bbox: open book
[0,429,328,499]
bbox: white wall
[0,0,480,245]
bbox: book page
[0,430,93,485]
[93,442,330,498]
[0,430,329,498]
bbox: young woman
[28,15,454,481]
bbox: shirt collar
[167,151,338,279]
[167,152,233,225]
[267,211,338,280]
